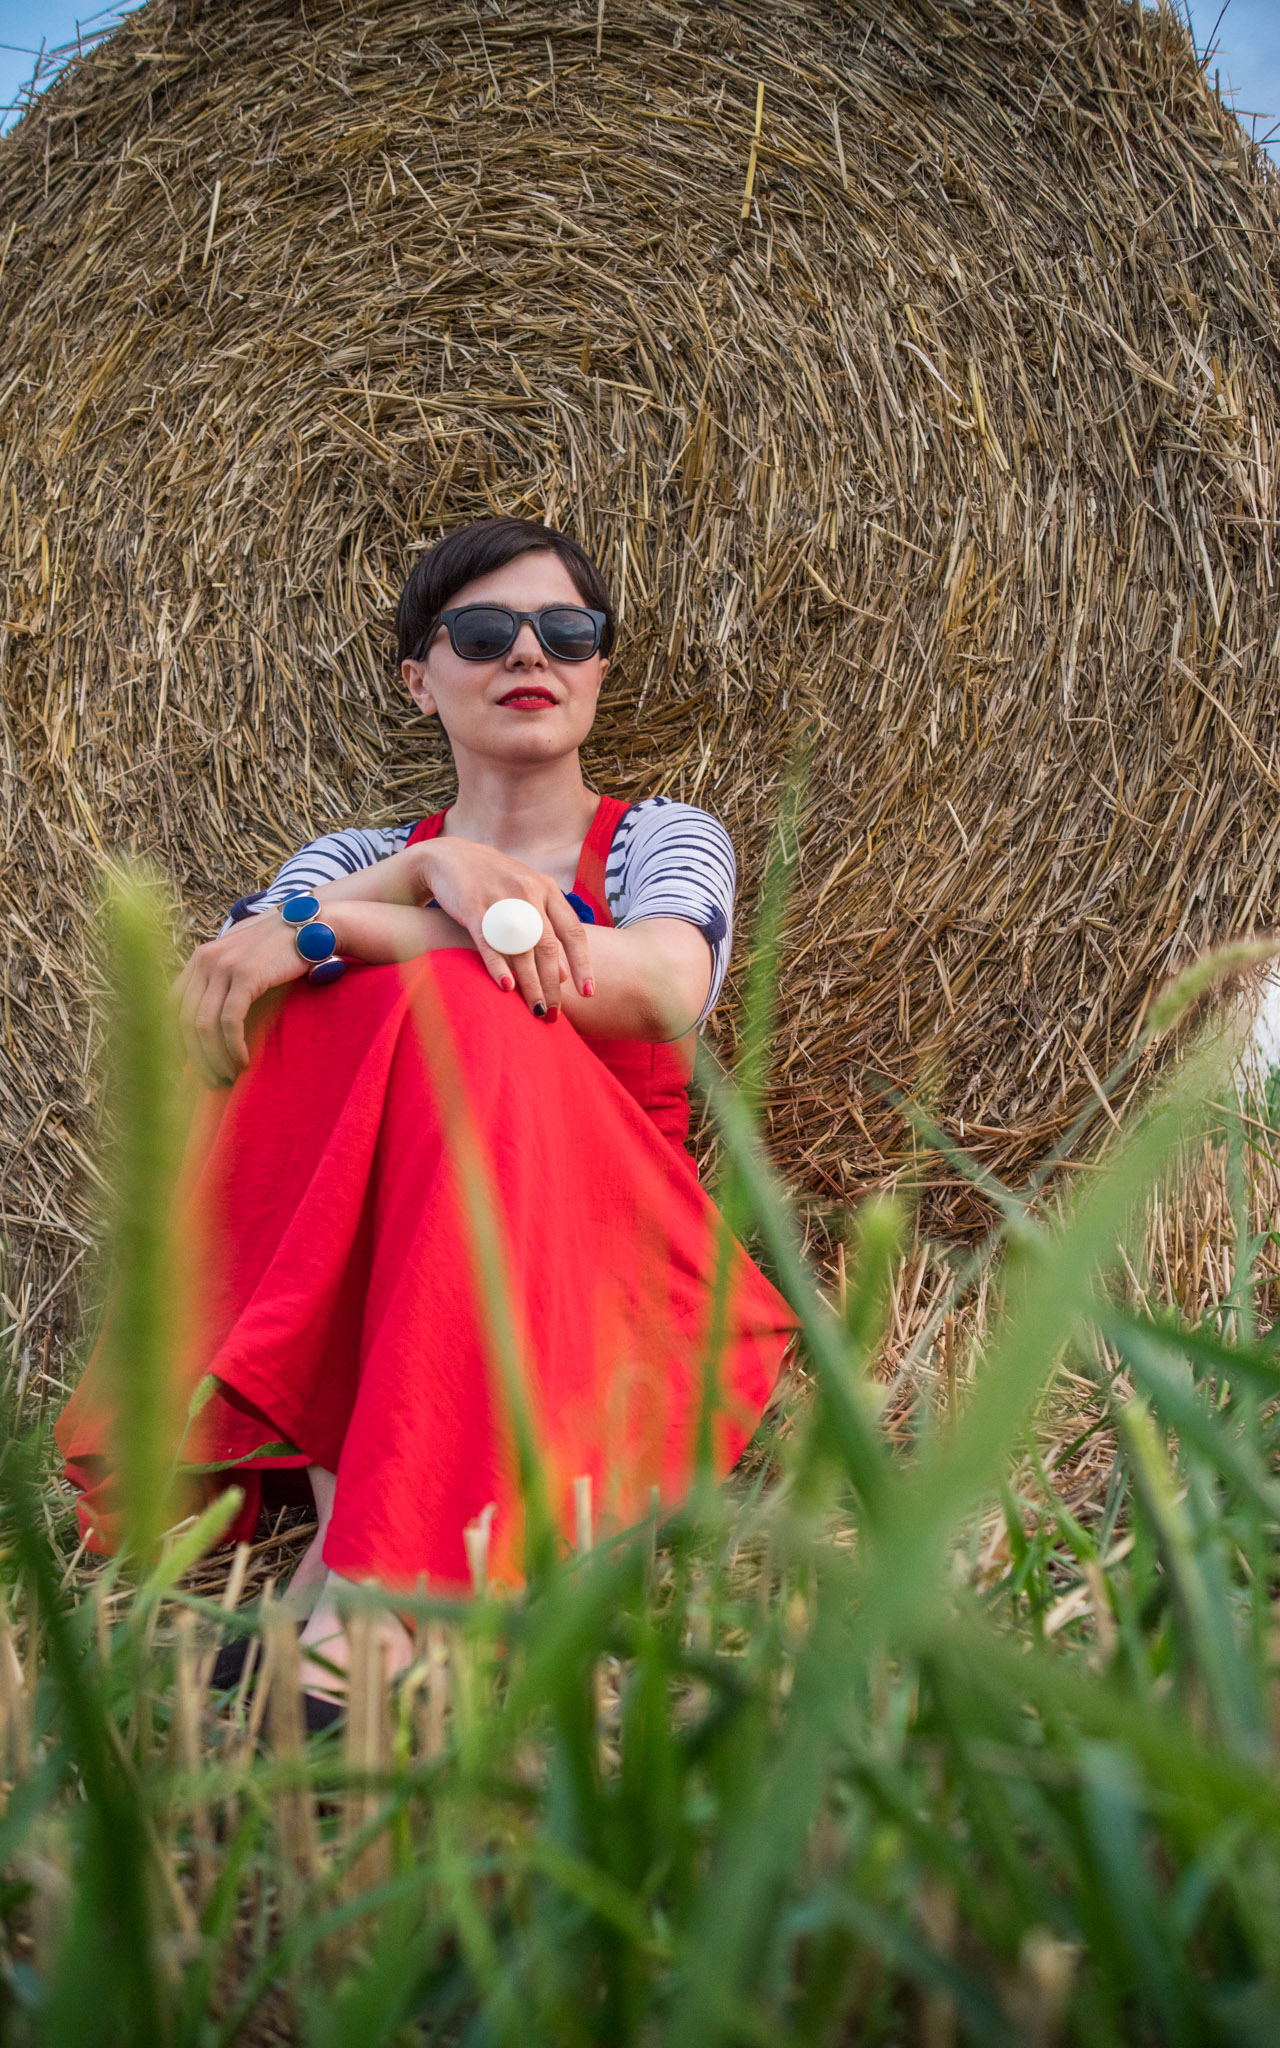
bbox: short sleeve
[604,798,736,1026]
[217,823,412,934]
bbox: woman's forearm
[326,900,475,962]
[313,848,429,909]
[555,920,710,1043]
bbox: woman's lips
[497,687,558,709]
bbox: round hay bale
[1,0,1278,1345]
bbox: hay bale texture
[2,0,1279,1346]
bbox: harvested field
[1,0,1279,1371]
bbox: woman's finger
[186,1022,226,1090]
[178,959,215,1072]
[544,896,594,997]
[220,982,254,1072]
[532,937,573,1015]
[509,948,546,1015]
[533,931,567,1018]
[195,970,237,1085]
[474,935,517,993]
[183,1020,222,1088]
[177,949,209,1028]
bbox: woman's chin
[471,724,589,766]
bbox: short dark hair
[396,517,615,666]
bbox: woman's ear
[597,657,609,686]
[402,658,437,719]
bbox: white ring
[480,898,545,955]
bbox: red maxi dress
[57,796,798,1593]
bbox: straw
[0,0,1277,1390]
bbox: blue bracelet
[281,893,346,985]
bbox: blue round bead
[308,956,346,987]
[282,893,321,926]
[295,919,337,962]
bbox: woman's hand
[412,837,593,1019]
[172,913,307,1086]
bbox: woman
[57,517,796,1703]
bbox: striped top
[224,796,736,1024]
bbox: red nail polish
[500,974,515,991]
[582,979,595,998]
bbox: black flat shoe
[303,1691,344,1733]
[210,1635,261,1692]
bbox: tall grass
[2,871,1280,2046]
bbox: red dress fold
[56,799,798,1593]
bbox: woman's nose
[506,623,545,665]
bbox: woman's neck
[444,751,600,874]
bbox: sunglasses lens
[539,607,599,660]
[452,608,515,659]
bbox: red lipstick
[498,686,557,709]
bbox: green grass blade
[5,1439,170,2047]
[694,1050,891,1520]
[1103,1304,1280,1392]
[99,873,191,1575]
[136,1484,245,1607]
[1079,1742,1197,2047]
[869,1039,1229,1623]
[1118,1399,1263,1753]
[1101,1314,1280,1520]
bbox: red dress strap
[572,794,631,926]
[406,809,448,846]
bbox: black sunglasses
[425,604,608,664]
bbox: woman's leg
[275,1468,412,1700]
[297,1568,414,1701]
[297,1466,415,1704]
[284,1465,337,1610]
[188,953,792,1594]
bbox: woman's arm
[182,809,721,1084]
[323,900,708,1040]
[323,901,710,1041]
[309,848,711,1038]
[176,896,710,1086]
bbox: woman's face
[401,552,608,767]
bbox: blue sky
[0,1,127,115]
[1189,0,1280,148]
[0,0,1277,147]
